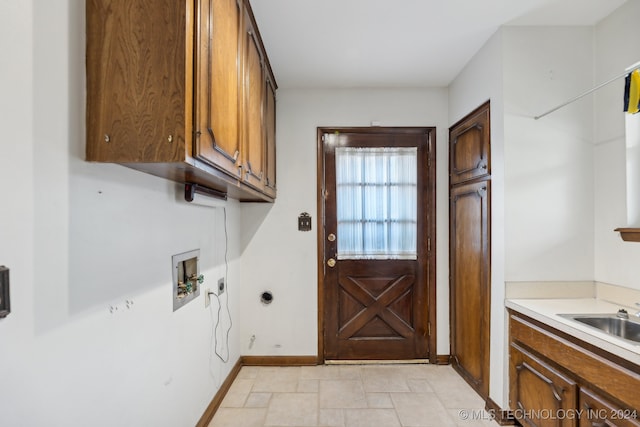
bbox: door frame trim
[316,126,437,364]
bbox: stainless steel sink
[558,313,640,344]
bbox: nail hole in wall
[260,291,273,305]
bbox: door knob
[327,258,336,268]
[327,233,336,242]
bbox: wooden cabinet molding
[86,0,277,202]
[509,310,640,425]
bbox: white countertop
[505,298,640,366]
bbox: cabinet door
[510,343,578,427]
[241,11,267,192]
[264,74,277,198]
[450,179,491,398]
[194,0,243,178]
[449,101,490,185]
[86,0,188,163]
[579,388,640,427]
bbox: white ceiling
[250,0,627,89]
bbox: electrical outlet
[205,288,211,308]
[218,277,225,295]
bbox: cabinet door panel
[449,102,490,184]
[510,343,578,427]
[450,179,491,398]
[86,0,187,163]
[242,15,266,191]
[264,75,277,197]
[194,0,242,177]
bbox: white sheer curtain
[335,147,417,260]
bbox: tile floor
[209,364,501,427]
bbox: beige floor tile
[433,381,485,409]
[361,366,411,392]
[447,408,500,427]
[366,392,394,408]
[319,408,345,427]
[401,364,440,379]
[301,365,342,380]
[211,364,496,427]
[209,408,266,427]
[220,378,254,407]
[391,392,457,426]
[264,393,318,427]
[338,366,362,380]
[407,379,434,393]
[237,366,261,379]
[253,367,300,393]
[245,392,272,408]
[298,379,320,392]
[344,409,401,427]
[319,380,368,409]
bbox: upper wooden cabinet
[449,101,490,185]
[86,0,277,202]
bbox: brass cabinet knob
[327,258,336,268]
[327,233,336,242]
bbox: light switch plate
[298,212,312,231]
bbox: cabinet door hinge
[427,237,431,252]
[428,322,431,337]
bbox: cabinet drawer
[579,388,640,427]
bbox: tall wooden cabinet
[449,101,491,399]
[86,0,277,202]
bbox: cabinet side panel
[264,76,276,197]
[86,0,187,162]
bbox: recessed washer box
[172,249,200,311]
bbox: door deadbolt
[327,258,336,268]
[327,233,336,242]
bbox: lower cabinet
[509,310,640,427]
[579,389,640,427]
[510,343,577,427]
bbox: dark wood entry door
[319,127,435,361]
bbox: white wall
[503,26,595,282]
[448,30,508,408]
[594,0,640,290]
[0,2,241,426]
[239,88,451,356]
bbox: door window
[335,147,417,260]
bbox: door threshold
[324,359,430,365]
